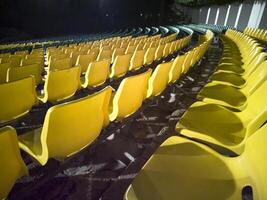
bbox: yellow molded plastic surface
[125,123,267,200]
[0,76,37,123]
[176,81,267,154]
[76,54,96,73]
[130,50,145,71]
[0,63,11,83]
[198,61,267,110]
[110,54,131,78]
[39,66,81,103]
[147,62,172,98]
[82,59,111,88]
[0,126,28,199]
[48,57,72,71]
[7,64,43,85]
[144,47,156,65]
[109,69,152,121]
[19,86,112,165]
[168,54,186,83]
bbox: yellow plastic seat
[144,47,156,65]
[110,54,131,78]
[0,126,28,199]
[155,44,164,61]
[0,63,11,83]
[198,61,267,110]
[168,54,186,83]
[39,66,81,103]
[210,52,267,87]
[125,45,136,54]
[163,43,171,58]
[97,49,112,61]
[7,64,43,85]
[112,47,126,63]
[129,50,145,71]
[182,50,195,73]
[125,123,267,200]
[48,57,72,71]
[76,54,96,74]
[147,62,172,98]
[81,59,111,88]
[109,69,152,122]
[0,76,37,123]
[176,81,267,154]
[21,58,43,66]
[19,87,112,166]
[215,47,262,75]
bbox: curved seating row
[0,27,195,199]
[0,32,191,124]
[244,27,267,42]
[125,29,267,200]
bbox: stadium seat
[0,126,28,199]
[198,61,267,110]
[154,44,165,61]
[209,52,267,87]
[19,86,113,166]
[144,47,156,65]
[110,54,132,78]
[125,123,267,200]
[109,69,152,122]
[81,59,111,88]
[176,80,267,154]
[39,66,81,103]
[7,63,43,85]
[97,49,112,61]
[147,62,172,98]
[48,57,72,71]
[0,63,11,83]
[129,50,145,71]
[76,54,96,74]
[168,54,186,83]
[0,76,37,123]
[112,47,126,63]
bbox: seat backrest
[147,62,172,98]
[84,59,111,88]
[182,51,194,73]
[76,54,96,73]
[242,81,267,135]
[0,63,11,83]
[243,61,267,95]
[97,49,112,61]
[7,64,43,85]
[41,86,112,161]
[130,50,145,70]
[243,123,267,200]
[21,58,43,66]
[244,52,267,77]
[110,54,131,78]
[163,43,171,57]
[144,47,156,65]
[0,126,28,199]
[155,44,165,61]
[169,54,186,83]
[112,47,126,62]
[0,76,37,123]
[125,45,136,54]
[43,66,81,103]
[109,69,152,121]
[48,57,72,71]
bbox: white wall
[186,0,267,30]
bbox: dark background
[0,0,177,42]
